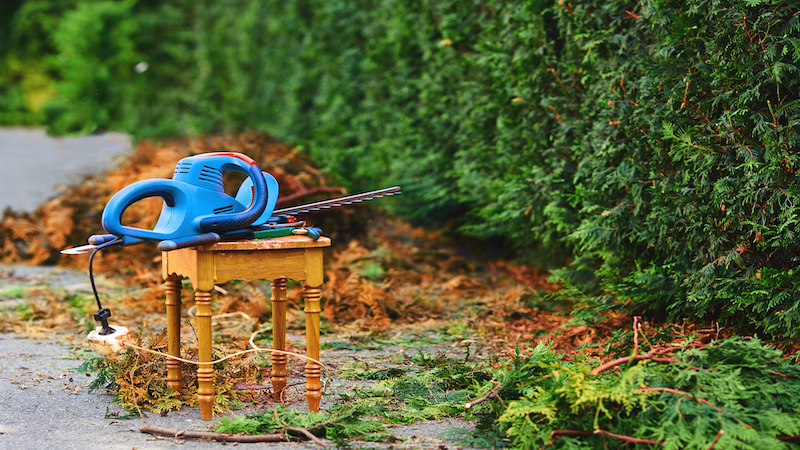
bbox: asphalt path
[0,127,131,212]
[0,334,253,450]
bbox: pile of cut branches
[467,325,800,450]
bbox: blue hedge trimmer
[60,151,400,346]
[62,152,400,254]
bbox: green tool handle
[252,227,322,240]
[252,228,294,239]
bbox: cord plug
[87,325,129,355]
[93,308,115,335]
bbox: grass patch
[0,285,25,299]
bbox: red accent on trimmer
[198,152,257,166]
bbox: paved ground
[0,127,131,212]
[0,265,478,450]
[0,334,233,450]
[0,128,482,449]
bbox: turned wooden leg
[165,275,183,394]
[303,285,322,411]
[195,289,214,420]
[270,277,288,402]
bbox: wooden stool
[161,235,331,420]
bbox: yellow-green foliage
[85,331,262,415]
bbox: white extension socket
[86,325,129,355]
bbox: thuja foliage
[2,0,800,335]
[215,350,489,444]
[215,405,394,444]
[470,339,800,449]
[194,338,800,448]
[556,0,800,339]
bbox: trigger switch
[89,234,117,245]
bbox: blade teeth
[272,186,403,215]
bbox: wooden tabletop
[197,235,331,251]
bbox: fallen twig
[768,370,799,379]
[465,380,503,410]
[638,319,655,350]
[551,428,661,446]
[16,384,50,393]
[551,429,593,439]
[274,408,331,448]
[139,426,289,443]
[595,429,662,445]
[638,386,720,411]
[273,381,305,404]
[129,368,149,427]
[707,429,724,449]
[284,425,330,448]
[592,348,670,375]
[592,318,696,375]
[777,434,800,441]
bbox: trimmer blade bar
[273,186,401,216]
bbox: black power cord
[88,238,123,336]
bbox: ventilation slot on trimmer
[175,162,192,175]
[199,165,224,188]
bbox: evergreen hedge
[2,0,799,337]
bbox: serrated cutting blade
[272,186,401,216]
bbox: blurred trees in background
[2,0,799,338]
